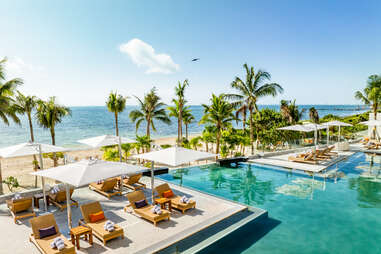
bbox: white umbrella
[322,121,352,143]
[278,124,325,145]
[133,147,216,201]
[0,142,67,211]
[32,159,147,228]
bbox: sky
[1,0,381,106]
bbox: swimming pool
[158,153,381,254]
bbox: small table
[154,197,172,212]
[33,193,49,209]
[70,226,93,250]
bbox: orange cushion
[89,211,105,223]
[163,190,174,198]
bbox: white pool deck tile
[250,150,355,173]
[0,178,248,254]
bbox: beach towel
[151,205,162,214]
[104,220,115,232]
[180,196,190,204]
[50,237,65,251]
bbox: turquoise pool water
[158,153,381,254]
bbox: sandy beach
[0,134,201,194]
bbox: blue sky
[1,0,380,106]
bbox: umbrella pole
[38,145,47,212]
[327,126,329,145]
[66,184,72,229]
[151,161,155,203]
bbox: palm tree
[309,107,319,123]
[189,136,202,150]
[106,91,127,136]
[199,94,235,154]
[280,99,305,124]
[35,97,71,166]
[235,104,248,130]
[168,80,189,145]
[129,87,171,141]
[355,75,381,120]
[0,57,23,126]
[13,92,39,187]
[225,63,283,155]
[182,107,195,140]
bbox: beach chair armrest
[78,219,88,227]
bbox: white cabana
[0,142,67,211]
[78,135,135,162]
[322,121,352,143]
[32,159,147,229]
[133,147,216,201]
[278,124,326,145]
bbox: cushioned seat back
[126,190,148,209]
[52,189,74,203]
[11,197,33,213]
[155,183,171,197]
[29,214,59,239]
[80,201,104,223]
[102,178,117,192]
[126,173,142,185]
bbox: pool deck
[249,150,355,173]
[0,177,264,254]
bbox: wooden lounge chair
[122,173,146,191]
[155,183,196,214]
[89,178,121,199]
[79,201,124,245]
[6,197,36,223]
[125,190,170,226]
[288,152,318,164]
[29,214,75,254]
[48,189,78,211]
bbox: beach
[0,134,200,194]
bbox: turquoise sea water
[158,153,381,254]
[0,105,367,148]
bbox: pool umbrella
[360,120,381,140]
[322,121,352,143]
[133,147,216,201]
[0,142,68,211]
[32,159,147,229]
[278,124,325,146]
[78,135,135,162]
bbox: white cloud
[3,57,44,78]
[119,38,180,74]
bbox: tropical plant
[35,97,71,166]
[201,126,216,152]
[355,75,381,120]
[309,107,319,123]
[182,107,195,140]
[106,91,127,136]
[199,94,235,154]
[102,148,119,161]
[169,79,189,145]
[121,143,134,161]
[129,87,171,141]
[135,135,152,154]
[189,136,202,150]
[225,63,283,154]
[280,99,305,124]
[2,176,19,192]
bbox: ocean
[0,105,368,148]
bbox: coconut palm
[182,107,195,140]
[13,92,39,186]
[0,57,23,126]
[309,107,319,123]
[35,97,71,166]
[106,91,127,136]
[168,80,189,145]
[189,136,202,151]
[129,87,171,140]
[280,99,305,124]
[355,75,381,120]
[199,94,235,154]
[235,104,248,130]
[225,63,283,155]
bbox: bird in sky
[191,58,200,62]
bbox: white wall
[368,113,381,138]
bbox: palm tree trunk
[115,112,119,136]
[243,110,246,130]
[146,120,151,151]
[51,127,58,167]
[0,160,3,194]
[249,108,254,155]
[28,112,38,187]
[216,130,221,155]
[186,123,188,140]
[179,107,183,144]
[205,142,209,152]
[177,118,180,145]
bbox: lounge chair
[29,214,75,254]
[125,190,170,226]
[89,178,122,199]
[6,196,36,223]
[48,188,78,211]
[155,183,196,214]
[288,152,318,164]
[79,201,124,245]
[122,173,146,191]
